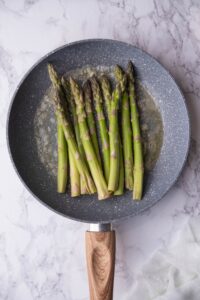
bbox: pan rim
[6,38,191,224]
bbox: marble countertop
[0,0,200,299]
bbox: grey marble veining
[0,0,200,299]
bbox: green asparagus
[99,75,112,116]
[57,119,68,193]
[90,76,110,183]
[108,84,121,192]
[47,64,68,193]
[68,149,80,196]
[127,61,144,200]
[61,77,88,194]
[115,65,134,190]
[114,138,124,195]
[83,80,101,164]
[100,75,124,194]
[48,64,96,194]
[70,77,109,200]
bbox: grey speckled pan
[7,39,190,298]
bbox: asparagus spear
[108,85,121,192]
[48,64,96,194]
[127,61,144,200]
[70,77,109,200]
[114,139,124,195]
[90,76,110,183]
[100,75,124,194]
[99,75,112,116]
[57,119,68,193]
[83,80,101,164]
[61,77,88,194]
[68,149,80,196]
[115,65,134,190]
[48,65,68,193]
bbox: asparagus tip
[83,80,92,97]
[90,76,103,103]
[114,64,124,79]
[61,76,72,100]
[114,65,127,92]
[100,75,111,89]
[112,83,121,99]
[127,61,135,81]
[69,76,75,85]
[47,63,60,88]
[89,74,97,85]
[69,77,82,101]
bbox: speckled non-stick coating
[7,39,190,224]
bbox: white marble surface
[0,0,200,299]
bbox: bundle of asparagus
[48,61,143,200]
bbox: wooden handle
[85,231,115,300]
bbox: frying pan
[7,39,190,299]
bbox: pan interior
[8,40,190,223]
